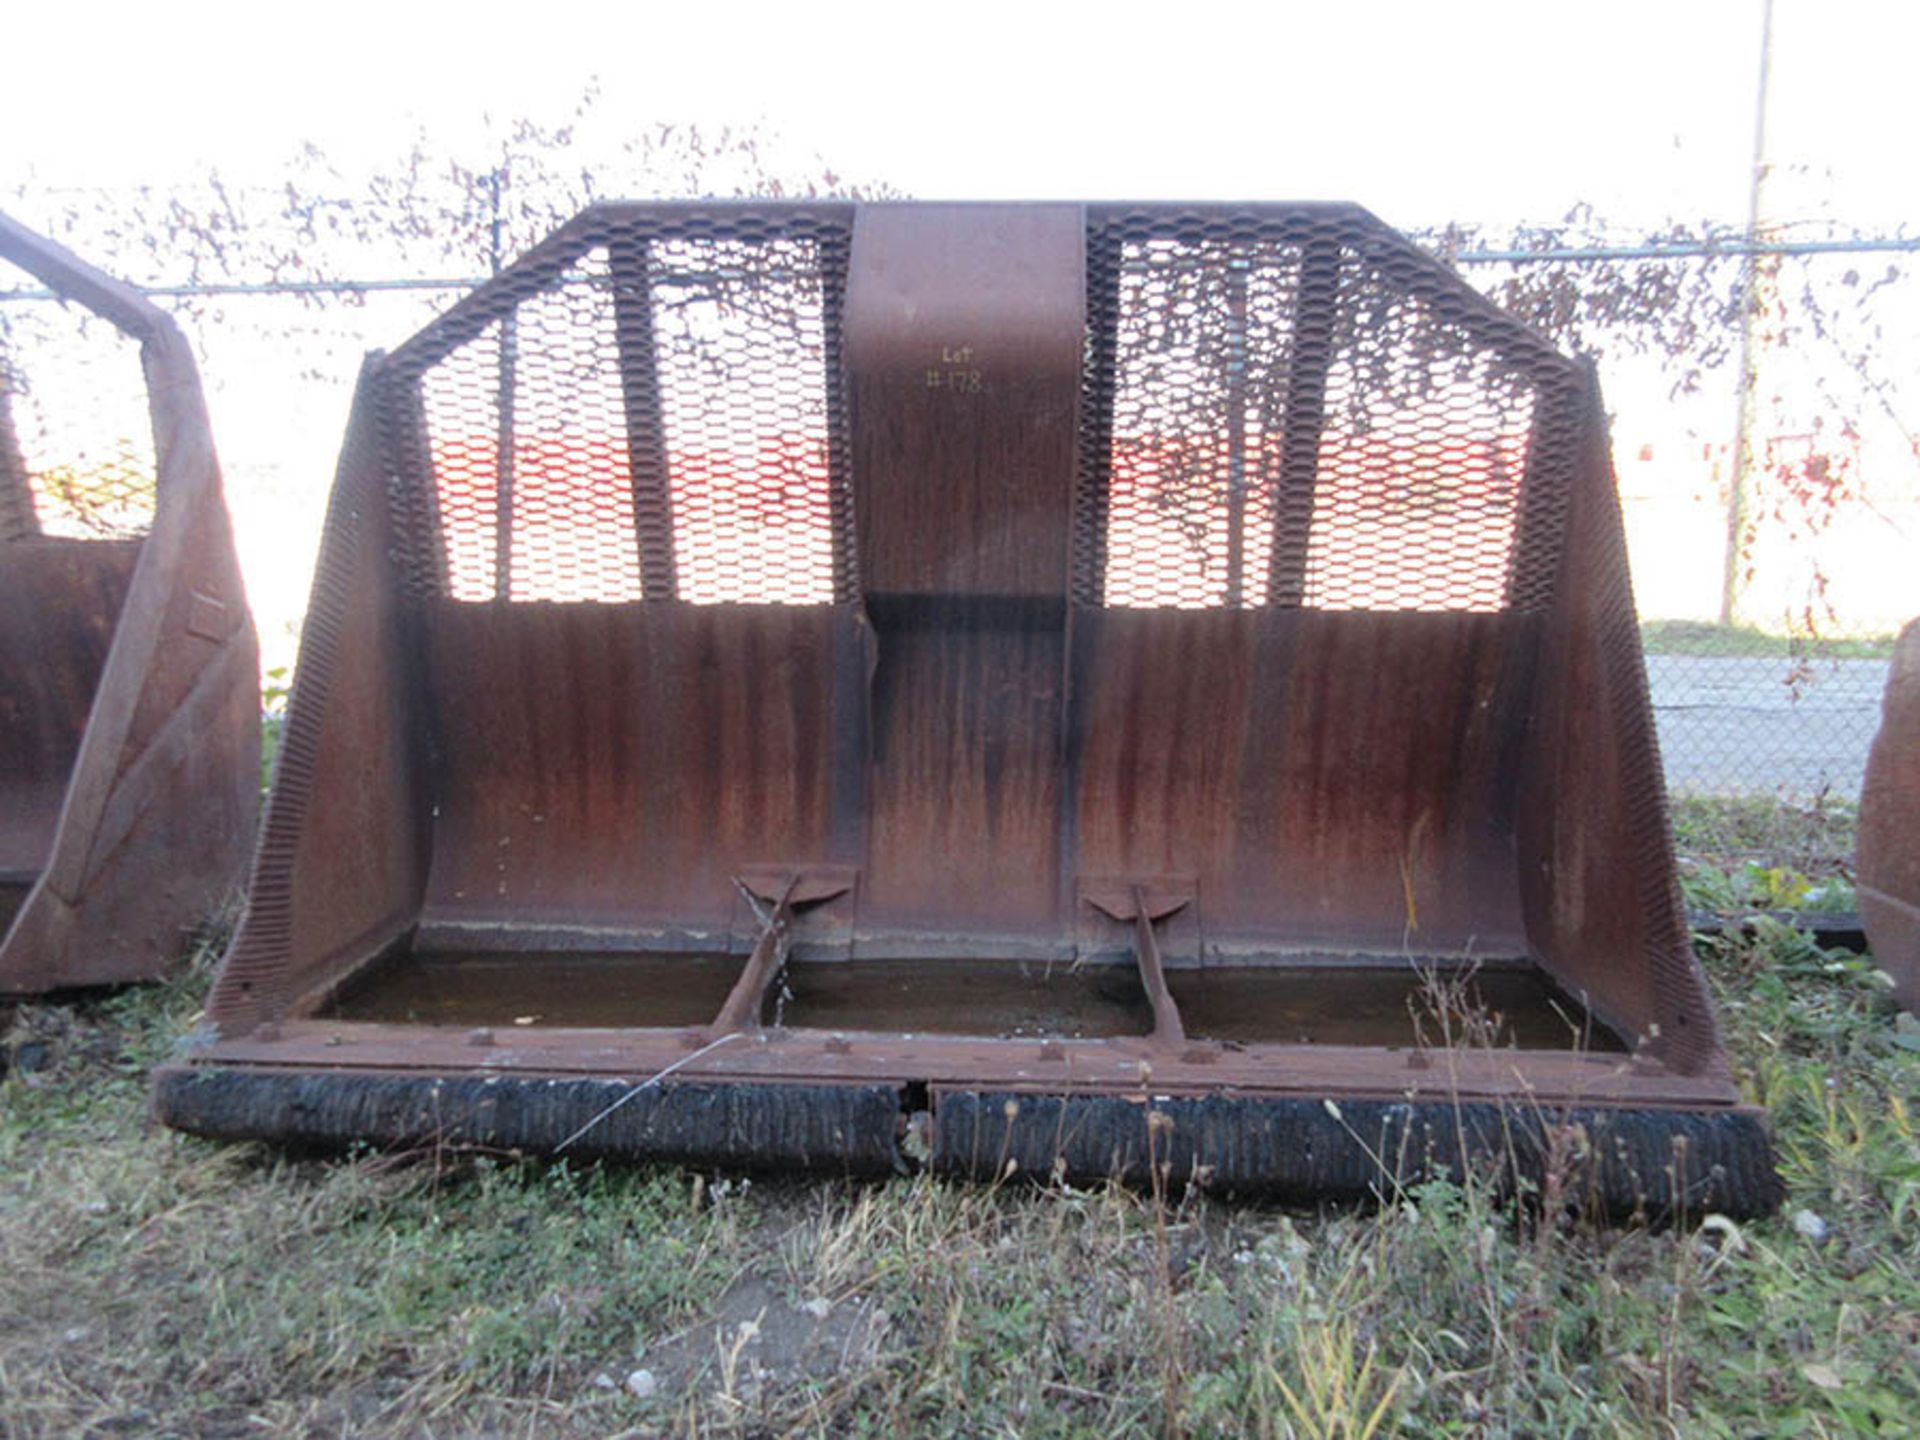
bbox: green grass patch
[1642,619,1896,661]
[1672,794,1860,919]
[1673,793,1861,917]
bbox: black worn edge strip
[154,1067,1783,1221]
[932,1091,1782,1221]
[153,1068,903,1177]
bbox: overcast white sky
[4,0,1915,235]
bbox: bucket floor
[773,958,1151,1038]
[320,952,1153,1038]
[1167,964,1626,1052]
[314,951,1623,1051]
[319,951,742,1030]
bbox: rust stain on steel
[847,205,1085,939]
[169,201,1772,1207]
[179,1021,1726,1106]
[416,602,868,944]
[1858,619,1920,1011]
[0,212,259,993]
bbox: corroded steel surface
[173,201,1773,1208]
[0,212,259,992]
[1859,620,1919,1011]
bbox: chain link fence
[1451,242,1918,811]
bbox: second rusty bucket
[1859,618,1919,1013]
[1,213,259,994]
[157,202,1778,1217]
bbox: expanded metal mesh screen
[1076,210,1573,614]
[336,202,1912,809]
[381,209,853,605]
[0,258,156,543]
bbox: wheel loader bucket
[0,213,259,993]
[1859,619,1919,1013]
[157,203,1778,1217]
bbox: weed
[1671,792,1857,877]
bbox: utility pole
[1720,0,1775,626]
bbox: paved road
[1645,653,1889,799]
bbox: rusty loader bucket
[0,213,259,993]
[1859,619,1919,1012]
[156,203,1778,1217]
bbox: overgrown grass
[1673,794,1861,917]
[2,933,1916,1436]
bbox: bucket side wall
[1514,369,1718,1072]
[207,369,428,1031]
